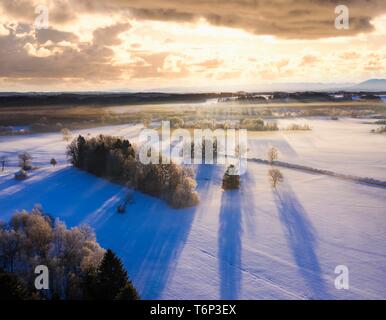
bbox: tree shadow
[273,183,330,299]
[103,196,197,300]
[218,190,242,299]
[0,166,117,222]
[0,166,197,299]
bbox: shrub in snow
[14,169,28,180]
[222,165,240,190]
[50,158,57,167]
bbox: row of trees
[166,117,279,131]
[67,135,199,208]
[1,153,58,173]
[285,123,312,131]
[240,118,279,131]
[371,126,386,134]
[0,206,138,300]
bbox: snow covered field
[249,118,386,180]
[0,118,385,299]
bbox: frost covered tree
[0,206,106,299]
[169,175,199,208]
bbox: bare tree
[268,168,283,189]
[0,155,6,171]
[267,147,278,164]
[61,128,72,142]
[18,152,32,170]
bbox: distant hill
[350,79,386,92]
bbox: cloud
[0,1,385,89]
[35,28,79,44]
[1,1,386,39]
[364,53,386,71]
[92,23,131,46]
[300,54,319,66]
[0,23,131,80]
[340,51,361,60]
[195,59,223,69]
[254,58,294,80]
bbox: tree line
[67,134,199,208]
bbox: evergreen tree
[93,249,139,300]
[67,135,87,168]
[0,270,29,300]
[115,283,139,300]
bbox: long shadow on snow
[0,166,125,223]
[0,166,197,299]
[104,194,197,300]
[273,182,330,299]
[218,189,242,299]
[100,163,231,299]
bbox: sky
[0,0,385,92]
